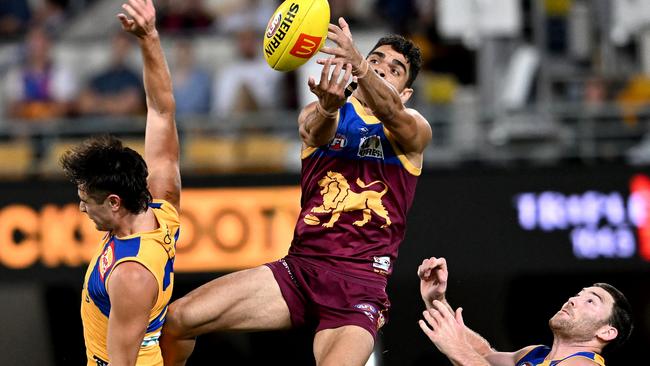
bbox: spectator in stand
[4,26,78,120]
[31,0,67,35]
[0,0,31,39]
[77,31,144,117]
[158,0,214,34]
[211,25,281,117]
[171,39,212,120]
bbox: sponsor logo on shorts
[358,135,384,159]
[99,242,115,281]
[354,303,378,323]
[372,256,391,273]
[354,303,386,330]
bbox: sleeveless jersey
[81,200,179,366]
[516,345,606,366]
[290,97,421,279]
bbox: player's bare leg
[160,265,291,365]
[313,325,374,366]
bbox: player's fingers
[122,3,145,26]
[319,46,343,56]
[341,63,353,85]
[128,0,146,14]
[328,23,342,34]
[116,14,134,29]
[330,61,343,87]
[319,58,331,88]
[423,310,440,328]
[431,300,450,317]
[455,307,464,326]
[308,76,317,89]
[418,319,434,337]
[339,17,353,38]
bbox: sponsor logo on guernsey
[358,135,384,159]
[264,3,300,58]
[289,33,323,58]
[372,256,391,273]
[99,242,115,281]
[329,133,347,151]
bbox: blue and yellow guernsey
[516,345,606,366]
[81,200,179,366]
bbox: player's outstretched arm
[118,0,180,212]
[320,17,431,155]
[418,257,495,358]
[298,58,352,147]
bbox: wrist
[353,59,369,79]
[316,102,338,119]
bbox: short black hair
[60,135,152,214]
[593,283,633,351]
[368,34,422,88]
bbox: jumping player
[417,257,634,366]
[60,0,180,364]
[161,17,431,366]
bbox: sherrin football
[263,0,330,72]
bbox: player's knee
[164,299,193,338]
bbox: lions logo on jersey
[98,242,115,281]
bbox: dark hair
[60,135,152,214]
[368,34,422,88]
[593,283,633,351]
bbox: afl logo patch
[99,242,115,281]
[329,133,347,151]
[266,13,282,38]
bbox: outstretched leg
[313,325,374,366]
[160,265,291,365]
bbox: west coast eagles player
[60,0,180,364]
[161,17,431,366]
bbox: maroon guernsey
[289,97,421,281]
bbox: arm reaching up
[118,0,180,212]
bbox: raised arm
[298,59,352,148]
[418,257,494,360]
[118,0,180,211]
[320,18,431,155]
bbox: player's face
[549,286,615,340]
[366,45,411,92]
[78,188,113,232]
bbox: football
[263,0,330,72]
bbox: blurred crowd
[0,0,459,124]
[4,0,650,167]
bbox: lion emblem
[305,171,391,228]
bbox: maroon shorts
[265,256,390,339]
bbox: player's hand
[417,257,448,307]
[319,17,365,75]
[308,58,353,114]
[117,0,157,39]
[419,300,467,357]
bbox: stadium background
[1,0,649,365]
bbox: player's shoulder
[557,354,605,366]
[150,199,179,219]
